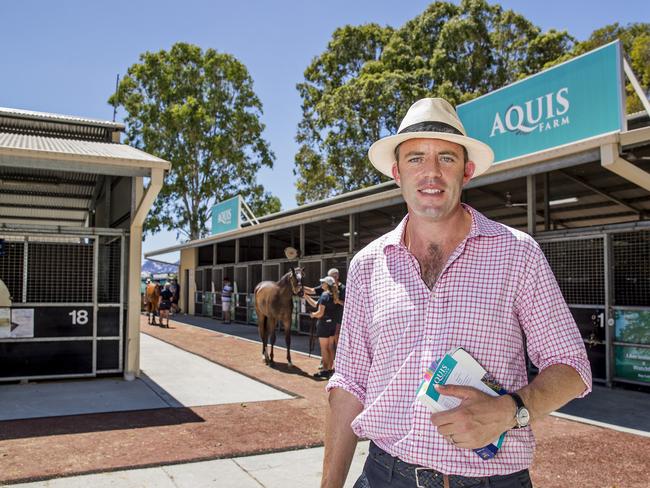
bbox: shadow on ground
[0,407,204,442]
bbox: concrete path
[139,333,291,407]
[0,333,290,421]
[173,314,650,435]
[10,441,370,488]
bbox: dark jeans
[353,442,533,488]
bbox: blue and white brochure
[416,347,507,460]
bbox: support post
[544,173,550,231]
[263,232,269,261]
[125,169,164,381]
[349,214,355,254]
[299,224,305,257]
[527,175,537,236]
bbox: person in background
[327,268,345,346]
[304,276,338,379]
[169,277,180,314]
[158,282,173,328]
[222,277,233,324]
[304,268,345,368]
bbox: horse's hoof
[287,362,293,368]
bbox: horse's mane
[278,271,293,285]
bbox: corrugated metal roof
[0,132,168,165]
[0,206,87,221]
[0,106,125,130]
[0,193,89,209]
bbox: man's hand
[429,384,515,449]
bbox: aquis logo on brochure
[489,87,571,138]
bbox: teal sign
[457,41,625,164]
[614,310,650,383]
[211,196,241,235]
[615,346,650,384]
[615,310,650,345]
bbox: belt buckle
[415,467,441,488]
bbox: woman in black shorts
[158,283,173,328]
[305,276,338,379]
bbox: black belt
[369,442,529,488]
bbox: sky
[1,0,647,262]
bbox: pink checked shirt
[327,205,592,477]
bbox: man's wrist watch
[507,392,530,428]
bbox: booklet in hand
[416,347,507,460]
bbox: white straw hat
[368,98,494,178]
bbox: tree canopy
[110,42,280,240]
[546,22,650,113]
[293,0,575,204]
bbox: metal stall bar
[92,236,98,375]
[604,233,613,386]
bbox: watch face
[517,408,531,427]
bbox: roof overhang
[0,133,169,177]
[146,125,650,258]
[0,133,170,228]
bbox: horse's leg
[269,317,277,365]
[284,316,293,368]
[281,313,292,368]
[259,315,270,364]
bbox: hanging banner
[457,41,625,165]
[211,196,241,235]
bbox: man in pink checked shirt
[321,98,591,488]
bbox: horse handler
[305,275,338,379]
[321,98,591,488]
[158,282,173,328]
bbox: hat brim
[368,132,494,179]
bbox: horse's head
[289,267,304,297]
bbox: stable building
[0,107,169,382]
[148,41,650,389]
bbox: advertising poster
[0,308,10,338]
[615,310,650,345]
[10,308,35,338]
[615,346,650,384]
[615,310,650,383]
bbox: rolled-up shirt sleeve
[326,259,372,405]
[516,248,593,397]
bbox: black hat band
[398,121,463,136]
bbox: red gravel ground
[0,317,648,486]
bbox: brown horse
[254,267,304,367]
[145,282,161,325]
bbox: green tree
[294,0,574,204]
[110,42,280,240]
[546,23,650,113]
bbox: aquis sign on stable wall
[457,40,626,164]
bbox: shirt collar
[382,204,506,254]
